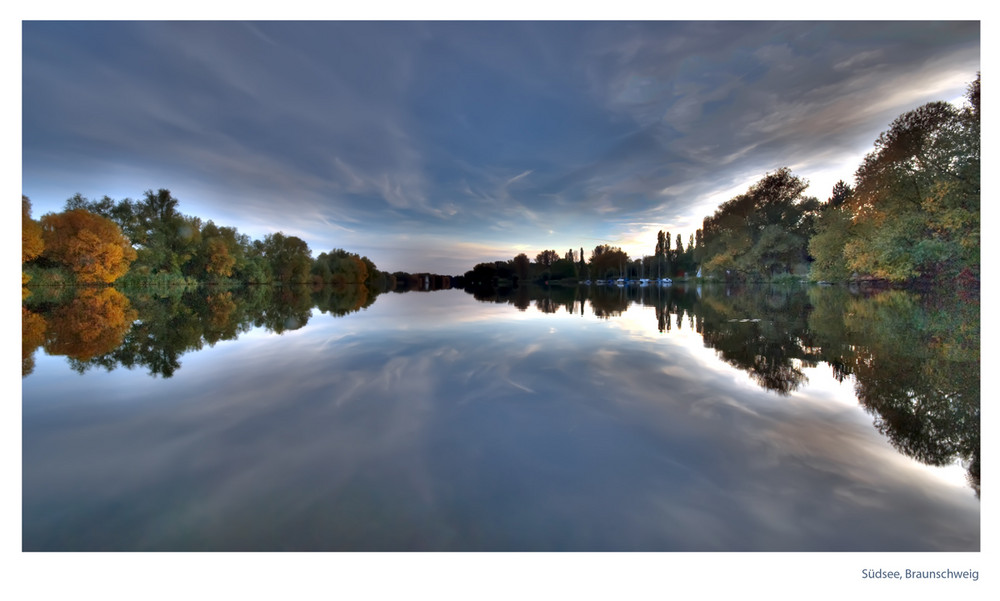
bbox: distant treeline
[462,74,980,288]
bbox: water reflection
[23,283,376,378]
[461,282,980,494]
[22,282,979,550]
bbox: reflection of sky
[23,290,979,551]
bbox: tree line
[460,74,979,288]
[22,189,393,291]
[698,74,979,284]
[459,237,699,290]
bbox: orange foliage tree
[41,209,138,283]
[22,196,44,264]
[23,196,45,294]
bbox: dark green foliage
[588,244,629,280]
[259,232,312,284]
[312,248,369,285]
[700,167,819,279]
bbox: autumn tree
[40,209,137,283]
[843,75,980,282]
[23,196,45,292]
[22,196,44,264]
[188,220,243,279]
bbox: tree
[588,244,629,280]
[40,209,137,283]
[23,196,45,292]
[512,253,531,282]
[191,220,242,279]
[262,232,312,283]
[700,168,819,278]
[808,182,854,281]
[313,248,369,285]
[693,228,704,270]
[655,230,667,278]
[22,196,44,264]
[845,77,980,282]
[535,249,559,268]
[127,188,204,275]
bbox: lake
[21,282,980,551]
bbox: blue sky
[21,20,980,275]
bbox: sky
[21,19,981,275]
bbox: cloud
[21,21,980,273]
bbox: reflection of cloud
[23,290,979,550]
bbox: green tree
[262,232,312,284]
[588,244,629,280]
[845,76,979,282]
[700,168,819,279]
[313,248,369,286]
[808,181,853,281]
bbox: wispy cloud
[22,21,979,273]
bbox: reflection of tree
[808,289,980,496]
[24,284,380,379]
[22,307,46,376]
[535,297,559,314]
[312,284,375,317]
[43,288,137,362]
[463,283,581,315]
[79,291,205,377]
[203,291,240,345]
[257,285,314,333]
[678,284,979,494]
[694,286,818,395]
[588,287,629,319]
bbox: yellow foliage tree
[204,237,236,277]
[41,209,138,283]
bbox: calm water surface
[22,284,980,551]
